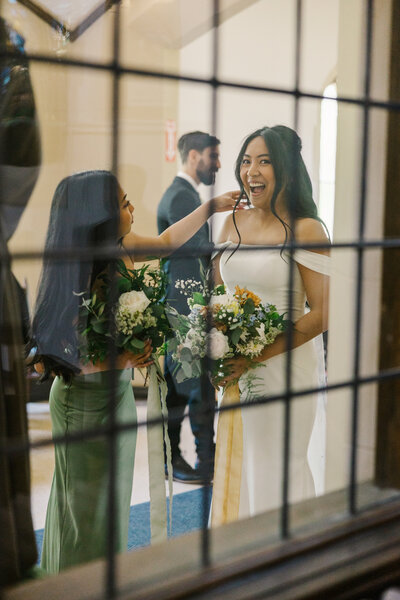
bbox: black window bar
[1,0,400,598]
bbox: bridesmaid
[32,170,240,573]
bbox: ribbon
[211,382,243,526]
[146,357,173,543]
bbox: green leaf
[129,338,145,350]
[117,278,131,294]
[192,361,202,378]
[92,320,107,334]
[165,312,180,328]
[151,304,163,318]
[98,303,105,316]
[143,285,154,299]
[193,292,206,306]
[214,284,226,295]
[231,327,242,345]
[82,298,92,309]
[181,361,193,378]
[180,347,193,362]
[176,369,187,384]
[116,259,130,277]
[167,338,178,352]
[116,332,131,346]
[243,298,255,314]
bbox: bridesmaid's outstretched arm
[123,191,242,262]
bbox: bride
[212,125,330,521]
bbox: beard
[196,160,217,186]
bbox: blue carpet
[35,487,212,562]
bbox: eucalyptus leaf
[181,361,193,378]
[129,338,145,350]
[180,347,193,362]
[176,369,187,384]
[167,338,178,352]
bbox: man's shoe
[195,459,214,484]
[165,454,208,484]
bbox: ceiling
[126,0,261,49]
[22,0,260,46]
[29,0,102,29]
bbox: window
[2,1,400,598]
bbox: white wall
[178,0,340,239]
[325,0,392,493]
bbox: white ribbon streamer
[146,357,173,543]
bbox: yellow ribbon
[146,358,173,543]
[211,382,243,526]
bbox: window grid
[349,0,374,517]
[1,0,399,598]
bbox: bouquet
[77,259,171,365]
[167,275,289,388]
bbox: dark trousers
[164,353,215,465]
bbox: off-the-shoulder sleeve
[211,240,233,261]
[285,249,331,276]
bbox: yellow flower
[234,285,261,307]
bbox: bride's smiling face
[240,136,276,210]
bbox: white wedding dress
[218,242,329,518]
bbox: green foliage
[192,292,206,306]
[242,298,255,314]
[78,260,173,365]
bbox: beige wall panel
[3,1,179,309]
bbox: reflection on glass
[319,82,337,240]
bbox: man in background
[157,131,220,484]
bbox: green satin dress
[40,369,137,574]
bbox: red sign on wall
[165,119,176,162]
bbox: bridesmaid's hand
[118,339,153,369]
[209,191,247,214]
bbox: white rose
[118,290,150,314]
[190,303,204,311]
[210,293,233,307]
[206,328,230,360]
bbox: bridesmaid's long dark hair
[230,125,325,255]
[32,170,120,381]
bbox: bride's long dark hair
[32,170,120,381]
[230,125,325,255]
